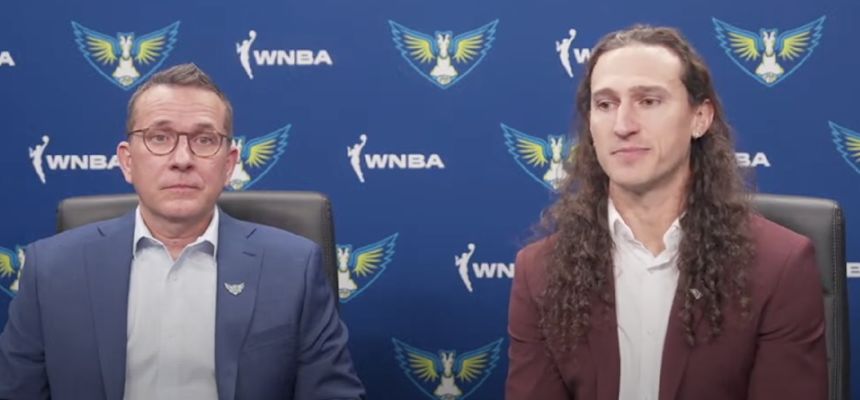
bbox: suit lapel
[659,291,704,400]
[588,278,621,400]
[84,212,134,400]
[214,212,262,400]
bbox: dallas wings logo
[0,246,25,298]
[336,233,398,303]
[393,337,503,399]
[502,123,572,191]
[712,16,825,86]
[228,124,290,191]
[71,21,180,89]
[389,20,498,89]
[829,121,860,175]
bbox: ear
[117,141,133,184]
[222,143,239,186]
[692,99,715,138]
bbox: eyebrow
[628,85,670,97]
[148,120,219,132]
[591,85,671,99]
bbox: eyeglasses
[127,127,230,157]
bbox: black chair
[752,193,849,400]
[56,191,339,299]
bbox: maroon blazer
[506,214,827,400]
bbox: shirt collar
[133,206,219,257]
[607,199,683,254]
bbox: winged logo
[0,246,25,298]
[71,21,180,89]
[830,121,860,175]
[228,124,291,191]
[713,16,825,86]
[392,337,503,399]
[389,20,498,89]
[502,123,572,191]
[336,233,398,303]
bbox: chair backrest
[56,191,339,300]
[751,193,849,400]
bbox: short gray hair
[126,63,234,135]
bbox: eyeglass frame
[126,126,232,158]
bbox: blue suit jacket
[0,211,365,400]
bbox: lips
[611,146,649,155]
[162,183,201,190]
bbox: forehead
[590,44,686,95]
[132,84,227,129]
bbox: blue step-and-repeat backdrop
[1,0,859,398]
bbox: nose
[613,102,639,138]
[169,135,194,170]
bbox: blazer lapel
[214,212,263,400]
[84,212,134,400]
[588,278,621,400]
[659,291,704,400]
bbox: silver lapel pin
[225,282,245,296]
[690,288,703,300]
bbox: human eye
[593,99,616,111]
[146,129,176,144]
[639,97,662,108]
[193,132,219,146]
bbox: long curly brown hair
[539,25,754,351]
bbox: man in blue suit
[0,63,365,399]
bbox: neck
[140,207,214,260]
[609,171,688,255]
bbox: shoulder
[748,213,814,271]
[746,213,819,299]
[514,235,557,293]
[224,214,320,257]
[28,214,130,258]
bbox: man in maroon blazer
[506,25,827,400]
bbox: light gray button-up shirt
[123,207,219,400]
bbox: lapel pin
[225,282,245,296]
[690,288,703,300]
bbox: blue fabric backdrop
[1,0,858,398]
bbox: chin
[157,201,211,222]
[608,175,654,194]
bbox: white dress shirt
[124,207,219,400]
[609,201,682,400]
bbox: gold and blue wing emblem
[0,249,16,278]
[337,234,398,303]
[713,16,825,86]
[392,338,504,399]
[350,234,398,278]
[232,124,291,190]
[72,22,120,66]
[503,124,551,168]
[0,246,23,298]
[71,21,180,90]
[829,121,860,175]
[502,123,570,191]
[133,22,181,65]
[451,21,498,66]
[389,21,437,65]
[454,338,503,397]
[389,19,499,89]
[776,17,825,61]
[392,338,442,384]
[713,19,763,62]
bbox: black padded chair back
[752,193,849,400]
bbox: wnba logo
[347,134,445,183]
